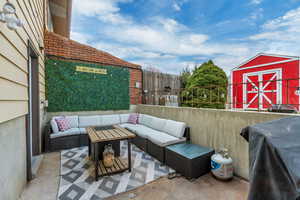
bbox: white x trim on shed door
[243,69,282,110]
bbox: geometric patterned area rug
[57,141,174,200]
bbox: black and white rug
[57,142,174,200]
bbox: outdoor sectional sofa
[44,113,190,163]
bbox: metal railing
[140,78,300,112]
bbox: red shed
[231,53,300,110]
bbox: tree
[180,66,191,89]
[182,60,228,109]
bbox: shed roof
[232,53,299,72]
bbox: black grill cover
[241,117,300,200]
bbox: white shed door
[243,69,282,110]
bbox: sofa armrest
[43,123,52,152]
[184,126,190,141]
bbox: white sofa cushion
[147,131,186,147]
[65,116,79,128]
[50,128,81,139]
[119,123,137,130]
[163,120,186,138]
[50,119,59,133]
[79,116,101,128]
[139,114,154,127]
[120,123,149,138]
[136,126,164,139]
[121,122,185,147]
[101,114,121,126]
[150,117,167,132]
[119,114,130,124]
[79,128,87,134]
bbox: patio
[20,152,249,200]
[18,104,300,200]
[2,1,300,200]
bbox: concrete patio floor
[20,152,249,200]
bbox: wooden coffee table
[87,125,136,181]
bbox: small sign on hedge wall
[46,59,130,112]
[76,66,108,75]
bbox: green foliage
[46,59,130,112]
[180,66,191,88]
[181,60,228,109]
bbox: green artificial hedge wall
[46,59,130,112]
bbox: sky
[71,0,300,75]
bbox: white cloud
[173,2,181,11]
[73,0,118,16]
[172,0,190,12]
[213,55,250,74]
[72,0,220,71]
[72,0,132,25]
[71,0,251,74]
[262,7,300,30]
[71,1,300,75]
[94,41,176,60]
[218,6,300,74]
[250,8,264,20]
[132,58,199,74]
[250,0,263,5]
[93,40,201,74]
[100,17,249,58]
[70,31,92,44]
[249,6,300,48]
[155,17,186,32]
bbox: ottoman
[165,143,214,179]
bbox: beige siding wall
[0,0,46,125]
[0,0,47,199]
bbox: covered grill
[241,117,300,200]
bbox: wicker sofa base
[44,121,190,165]
[49,135,88,152]
[47,133,120,156]
[147,140,165,163]
[130,127,190,163]
[131,135,185,163]
[132,135,147,151]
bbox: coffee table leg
[128,139,132,172]
[94,143,99,181]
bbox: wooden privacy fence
[142,70,181,106]
[142,70,181,93]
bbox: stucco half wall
[137,105,298,179]
[0,116,27,200]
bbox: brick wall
[45,31,142,104]
[130,69,142,104]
